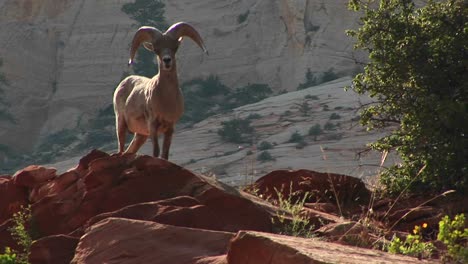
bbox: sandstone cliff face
[0,0,134,154]
[0,0,360,159]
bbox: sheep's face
[153,37,180,72]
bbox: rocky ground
[2,150,464,263]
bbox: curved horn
[165,22,208,54]
[128,26,163,65]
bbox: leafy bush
[246,113,262,120]
[297,68,317,90]
[257,150,275,162]
[181,76,271,124]
[0,248,16,264]
[237,10,250,24]
[37,129,78,153]
[7,206,33,264]
[181,75,229,123]
[304,94,319,100]
[438,214,468,263]
[288,131,304,143]
[224,83,272,109]
[272,184,314,238]
[323,122,336,131]
[308,124,323,141]
[295,140,308,149]
[348,0,467,193]
[295,100,311,116]
[329,113,341,120]
[122,0,168,78]
[217,118,254,144]
[297,67,340,90]
[258,141,273,151]
[388,231,435,259]
[321,68,339,83]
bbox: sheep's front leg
[125,134,148,154]
[116,116,128,154]
[162,126,174,160]
[150,120,161,157]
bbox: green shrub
[288,131,304,144]
[225,83,272,109]
[7,206,33,264]
[246,113,262,120]
[258,141,273,151]
[217,118,254,144]
[272,184,314,238]
[438,214,468,263]
[296,101,311,116]
[257,151,275,162]
[181,75,229,123]
[295,140,308,149]
[0,248,17,264]
[308,124,323,141]
[297,68,318,90]
[323,122,336,131]
[182,77,271,123]
[37,129,78,153]
[329,113,341,120]
[305,94,319,100]
[122,0,168,78]
[348,0,467,193]
[387,223,435,259]
[321,68,339,83]
[282,110,292,117]
[237,10,250,24]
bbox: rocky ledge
[1,150,459,263]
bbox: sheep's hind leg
[125,134,148,154]
[161,126,174,160]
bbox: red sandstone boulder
[29,170,81,203]
[13,165,57,188]
[0,176,28,224]
[30,151,271,237]
[71,217,233,264]
[0,220,17,252]
[252,169,370,211]
[227,231,437,264]
[78,196,223,235]
[29,235,79,264]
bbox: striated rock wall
[0,0,360,155]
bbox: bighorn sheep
[113,22,207,159]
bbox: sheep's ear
[143,42,154,51]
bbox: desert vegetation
[217,117,255,144]
[348,0,467,194]
[297,68,341,90]
[181,75,272,124]
[121,0,168,77]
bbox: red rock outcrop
[226,231,438,264]
[13,165,57,189]
[0,176,28,224]
[28,235,78,264]
[27,150,271,237]
[1,150,458,263]
[251,169,371,211]
[71,218,232,264]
